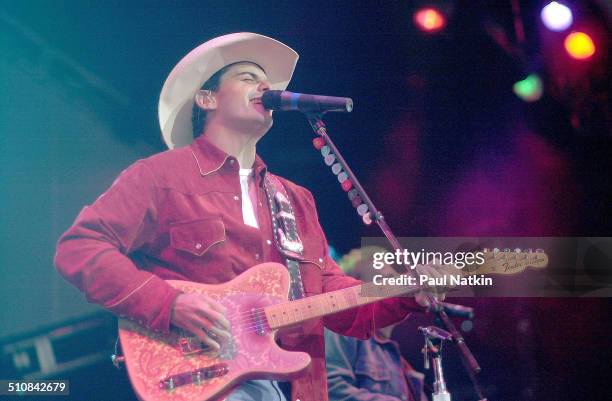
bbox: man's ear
[194,89,217,111]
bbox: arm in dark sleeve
[54,161,181,333]
[325,329,403,401]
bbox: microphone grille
[261,90,283,110]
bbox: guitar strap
[263,174,306,301]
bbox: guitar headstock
[464,250,549,276]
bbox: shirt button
[195,243,202,250]
[254,253,260,260]
[233,195,239,201]
[266,240,272,245]
[318,258,324,263]
[229,159,235,165]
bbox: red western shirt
[54,134,419,401]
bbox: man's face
[208,62,273,135]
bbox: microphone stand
[420,326,453,401]
[305,113,487,401]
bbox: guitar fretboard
[264,280,418,329]
[263,251,548,329]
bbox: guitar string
[198,275,447,332]
[212,285,410,328]
[211,253,525,324]
[211,295,371,335]
[226,266,521,328]
[180,255,542,338]
[224,297,316,323]
[227,285,414,326]
[189,254,526,332]
[233,293,400,333]
[220,292,354,327]
[186,284,455,336]
[210,293,333,325]
[222,303,312,329]
[182,304,324,336]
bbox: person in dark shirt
[326,247,429,401]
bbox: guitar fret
[344,287,358,306]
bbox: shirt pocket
[169,217,226,257]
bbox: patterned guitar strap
[263,174,306,301]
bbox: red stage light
[414,7,446,33]
[564,31,596,60]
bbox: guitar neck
[264,250,548,330]
[264,280,417,330]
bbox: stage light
[540,2,573,31]
[513,74,543,102]
[564,31,596,60]
[414,7,446,33]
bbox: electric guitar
[118,250,547,401]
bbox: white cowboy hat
[158,32,299,149]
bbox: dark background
[0,1,610,400]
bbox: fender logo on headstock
[464,250,548,276]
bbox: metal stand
[305,112,487,401]
[420,326,452,401]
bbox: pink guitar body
[118,262,310,401]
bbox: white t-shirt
[239,169,259,228]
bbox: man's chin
[236,116,273,137]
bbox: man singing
[55,32,422,401]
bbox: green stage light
[513,74,543,102]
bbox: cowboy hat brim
[158,32,299,149]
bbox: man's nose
[258,79,271,92]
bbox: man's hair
[191,63,234,138]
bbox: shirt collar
[190,134,268,181]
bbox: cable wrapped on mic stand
[304,111,488,401]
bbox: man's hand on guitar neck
[414,263,449,308]
[170,293,232,352]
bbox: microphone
[262,90,353,113]
[439,302,475,319]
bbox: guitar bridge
[159,363,229,391]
